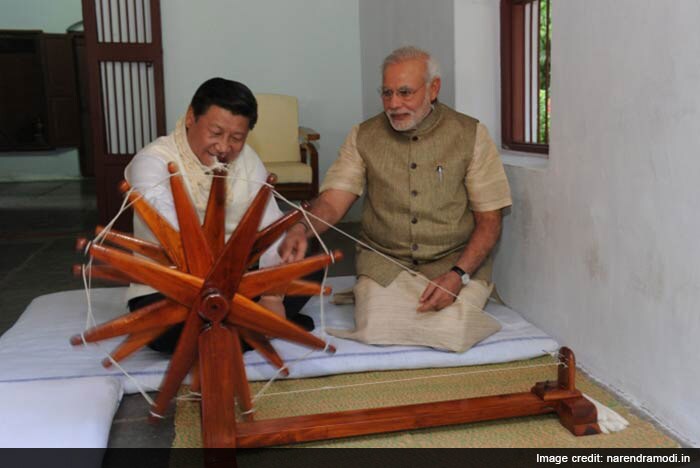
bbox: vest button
[411,136,419,141]
[411,190,418,197]
[412,259,419,266]
[411,244,419,251]
[411,217,418,224]
[410,162,417,169]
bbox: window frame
[500,0,550,155]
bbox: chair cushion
[263,161,313,184]
[247,94,300,163]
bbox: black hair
[189,78,258,129]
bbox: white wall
[456,0,700,445]
[0,0,82,32]
[454,0,500,143]
[0,0,83,181]
[160,0,363,213]
[358,0,456,120]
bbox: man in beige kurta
[280,47,512,352]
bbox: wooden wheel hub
[199,290,229,323]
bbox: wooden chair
[247,94,320,200]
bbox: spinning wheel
[73,163,340,446]
[72,162,601,450]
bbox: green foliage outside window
[538,0,551,143]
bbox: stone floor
[0,178,358,455]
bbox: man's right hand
[279,223,309,263]
[278,189,358,263]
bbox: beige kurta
[323,103,512,352]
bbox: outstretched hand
[417,271,462,312]
[279,224,308,263]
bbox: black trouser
[128,269,323,354]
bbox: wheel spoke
[102,325,171,367]
[238,250,342,298]
[150,302,205,419]
[228,294,331,352]
[202,168,227,257]
[168,163,214,276]
[95,225,171,265]
[89,243,202,307]
[72,299,186,345]
[120,181,187,269]
[204,175,276,297]
[239,329,288,376]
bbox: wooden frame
[500,0,550,155]
[73,170,599,453]
[234,347,600,448]
[82,0,166,231]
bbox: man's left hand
[417,272,462,312]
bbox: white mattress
[0,276,558,449]
[0,277,558,391]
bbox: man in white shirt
[125,78,314,352]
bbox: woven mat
[172,356,677,448]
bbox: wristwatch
[450,266,470,285]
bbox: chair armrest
[298,127,320,143]
[299,139,319,198]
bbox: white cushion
[264,161,313,184]
[0,377,122,448]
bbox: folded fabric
[327,272,501,352]
[584,392,630,434]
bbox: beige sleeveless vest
[355,103,493,286]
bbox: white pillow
[0,376,123,449]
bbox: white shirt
[124,133,284,300]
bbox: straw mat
[172,356,676,449]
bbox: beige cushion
[247,94,300,163]
[263,161,312,184]
[327,271,501,353]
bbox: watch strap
[450,266,467,277]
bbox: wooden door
[82,0,166,231]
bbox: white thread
[254,360,562,400]
[78,171,183,408]
[175,392,202,402]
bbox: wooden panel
[0,31,48,150]
[82,0,165,230]
[72,33,95,176]
[41,34,81,148]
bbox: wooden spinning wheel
[72,162,601,450]
[73,163,340,446]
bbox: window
[500,0,551,154]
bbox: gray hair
[381,46,441,82]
